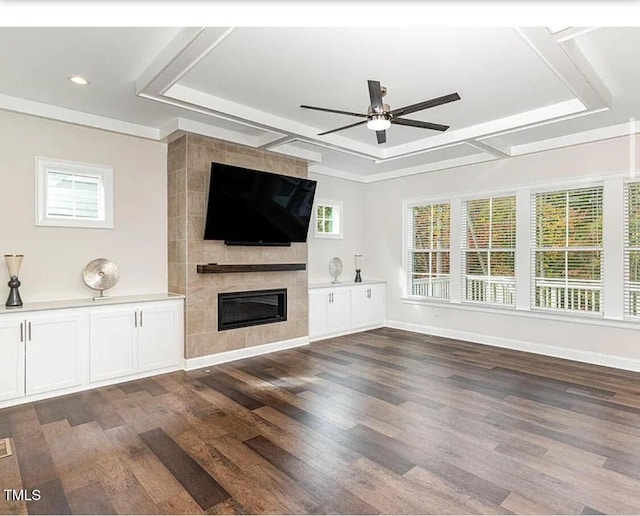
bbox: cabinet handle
[28,321,31,341]
[331,292,334,303]
[134,311,138,328]
[139,310,143,327]
[368,288,371,299]
[20,322,23,342]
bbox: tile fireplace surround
[167,134,309,361]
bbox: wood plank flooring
[2,327,640,514]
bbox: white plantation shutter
[462,195,516,305]
[531,186,603,313]
[47,172,102,220]
[625,182,640,316]
[406,202,450,299]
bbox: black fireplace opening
[218,288,287,331]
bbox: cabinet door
[26,311,85,395]
[351,285,385,330]
[309,290,330,338]
[138,302,179,373]
[90,308,137,382]
[328,289,350,334]
[0,318,25,402]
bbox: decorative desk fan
[329,257,343,284]
[82,258,119,301]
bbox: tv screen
[204,163,317,245]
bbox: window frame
[530,185,604,315]
[313,199,343,239]
[405,199,451,300]
[35,157,113,229]
[461,194,517,307]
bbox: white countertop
[0,292,184,315]
[309,279,386,289]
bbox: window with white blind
[532,186,603,313]
[463,195,516,305]
[625,182,640,316]
[406,202,450,299]
[36,157,113,229]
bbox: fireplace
[218,288,287,331]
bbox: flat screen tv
[204,162,317,245]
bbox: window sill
[313,233,343,240]
[401,296,639,330]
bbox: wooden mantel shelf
[196,263,307,274]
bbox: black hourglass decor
[5,254,24,308]
[354,254,363,283]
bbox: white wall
[0,110,168,302]
[364,134,640,370]
[308,173,365,284]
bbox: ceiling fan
[301,80,461,144]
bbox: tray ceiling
[0,26,637,182]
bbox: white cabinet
[0,295,183,409]
[351,284,385,330]
[90,300,181,382]
[137,302,180,373]
[26,311,86,395]
[309,288,351,338]
[309,282,385,340]
[0,310,86,400]
[0,316,25,402]
[90,308,138,382]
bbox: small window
[314,200,342,239]
[36,157,113,229]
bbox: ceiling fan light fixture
[367,114,391,131]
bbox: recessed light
[68,75,90,86]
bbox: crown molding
[0,93,159,140]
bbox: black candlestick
[355,269,362,283]
[6,276,22,308]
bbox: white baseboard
[183,336,310,371]
[309,323,384,342]
[385,319,640,373]
[0,364,183,410]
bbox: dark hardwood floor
[2,327,640,514]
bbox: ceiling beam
[516,27,610,110]
[136,27,235,96]
[465,139,511,159]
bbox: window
[463,195,516,305]
[532,186,603,313]
[625,182,640,316]
[406,202,450,299]
[314,200,342,239]
[36,157,113,229]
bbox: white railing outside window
[465,275,516,305]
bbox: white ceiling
[0,26,638,182]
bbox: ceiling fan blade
[391,92,461,117]
[300,105,367,118]
[376,131,386,144]
[392,117,449,132]
[318,120,367,136]
[368,80,384,113]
